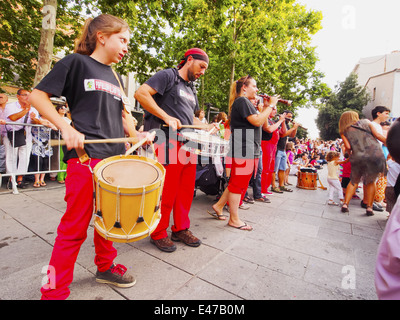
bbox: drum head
[100,159,161,188]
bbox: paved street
[0,165,387,300]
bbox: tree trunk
[228,9,237,105]
[33,0,57,87]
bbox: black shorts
[341,177,351,189]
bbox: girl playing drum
[29,14,150,299]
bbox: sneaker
[171,229,201,247]
[96,263,136,288]
[239,203,250,210]
[150,237,177,252]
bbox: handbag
[7,112,29,148]
[7,128,26,148]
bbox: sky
[295,0,400,139]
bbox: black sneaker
[96,263,136,288]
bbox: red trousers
[261,140,277,193]
[228,157,258,203]
[151,140,197,240]
[41,158,117,300]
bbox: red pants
[41,158,117,300]
[228,157,258,203]
[261,140,277,193]
[151,140,197,240]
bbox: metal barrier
[1,122,66,194]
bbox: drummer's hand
[61,125,85,150]
[207,122,219,134]
[137,131,156,144]
[164,116,182,131]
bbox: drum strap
[111,69,138,140]
[69,121,90,164]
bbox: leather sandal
[341,203,349,213]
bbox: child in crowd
[326,151,348,206]
[285,142,294,185]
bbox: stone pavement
[0,165,388,300]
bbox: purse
[7,128,26,148]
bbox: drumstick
[162,124,209,130]
[49,137,138,147]
[125,131,156,156]
[206,120,222,135]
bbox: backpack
[195,163,221,196]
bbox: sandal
[228,222,253,231]
[280,186,293,192]
[207,209,227,221]
[255,196,271,203]
[40,181,47,186]
[341,203,349,213]
[271,187,283,193]
[243,196,254,204]
[366,206,374,216]
[33,182,41,188]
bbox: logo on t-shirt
[179,89,195,103]
[84,79,121,97]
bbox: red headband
[177,48,209,69]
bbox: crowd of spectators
[0,89,68,189]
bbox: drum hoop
[94,214,160,241]
[96,184,161,196]
[181,131,229,145]
[96,157,164,188]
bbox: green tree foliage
[1,0,329,126]
[96,0,330,116]
[0,0,87,91]
[316,72,370,140]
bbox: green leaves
[316,73,370,140]
[2,0,328,123]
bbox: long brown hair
[338,111,359,135]
[226,75,253,126]
[74,14,129,55]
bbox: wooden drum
[296,168,317,190]
[93,155,165,243]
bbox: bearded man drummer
[134,48,213,252]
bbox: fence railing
[1,122,66,194]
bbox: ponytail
[74,14,129,55]
[228,75,253,118]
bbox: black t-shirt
[276,121,290,150]
[35,54,125,161]
[144,68,199,131]
[228,96,261,159]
